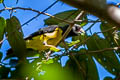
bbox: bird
[25,24,85,51]
[7,24,85,55]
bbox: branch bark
[60,0,120,27]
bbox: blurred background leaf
[0,0,3,3]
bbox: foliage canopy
[0,0,120,80]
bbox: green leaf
[3,49,16,61]
[72,34,86,46]
[59,41,67,48]
[42,59,54,64]
[78,48,87,53]
[24,49,40,57]
[0,17,6,47]
[101,22,120,57]
[101,22,120,49]
[86,35,99,51]
[94,52,120,75]
[9,59,18,67]
[0,66,10,78]
[0,52,3,61]
[12,16,24,36]
[50,46,60,52]
[11,62,36,78]
[100,22,114,44]
[41,63,74,80]
[104,77,114,80]
[5,16,26,58]
[67,40,80,47]
[44,10,87,26]
[86,56,99,80]
[64,54,99,80]
[86,35,120,75]
[0,0,3,3]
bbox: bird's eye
[75,26,78,30]
[43,42,45,45]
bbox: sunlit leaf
[50,46,60,52]
[72,34,86,46]
[67,40,80,47]
[42,59,54,64]
[41,63,74,80]
[0,0,3,3]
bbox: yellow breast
[26,27,63,51]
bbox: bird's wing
[24,25,58,40]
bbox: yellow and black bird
[7,24,84,54]
[25,24,84,51]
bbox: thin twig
[52,45,120,58]
[95,26,116,34]
[21,0,59,27]
[74,46,120,55]
[75,19,101,23]
[2,2,6,8]
[61,41,69,50]
[74,11,85,21]
[3,7,72,24]
[87,46,120,53]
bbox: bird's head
[72,24,85,35]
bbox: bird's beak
[80,28,85,33]
[77,27,85,35]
